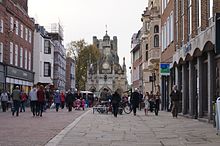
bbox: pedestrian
[65,89,74,112]
[130,88,140,116]
[37,85,45,117]
[149,91,155,112]
[11,86,21,116]
[111,89,121,117]
[20,91,27,112]
[0,90,9,112]
[139,92,143,111]
[54,90,61,112]
[60,91,65,109]
[154,91,161,116]
[170,85,181,118]
[29,85,38,116]
[144,92,150,116]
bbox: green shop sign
[160,63,170,76]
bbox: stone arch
[178,58,184,65]
[185,53,193,61]
[89,86,96,92]
[203,41,214,52]
[192,48,202,57]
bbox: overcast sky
[28,0,148,83]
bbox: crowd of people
[0,85,181,118]
[0,85,94,117]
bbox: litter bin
[216,97,220,135]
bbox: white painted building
[33,24,54,85]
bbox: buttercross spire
[105,25,108,34]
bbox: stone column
[182,63,187,114]
[175,66,179,87]
[197,57,203,118]
[189,61,194,116]
[208,52,214,121]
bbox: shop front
[6,66,34,94]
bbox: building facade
[65,55,75,91]
[0,0,34,93]
[131,32,143,91]
[86,32,128,96]
[33,24,54,86]
[48,24,66,91]
[169,0,220,121]
[160,0,175,111]
[141,0,161,94]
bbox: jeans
[20,101,26,112]
[12,100,20,116]
[56,103,60,112]
[31,101,37,116]
[37,101,44,116]
[1,101,7,112]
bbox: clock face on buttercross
[102,62,110,69]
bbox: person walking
[37,85,45,117]
[65,90,74,112]
[154,91,161,116]
[170,85,181,118]
[29,85,38,116]
[130,88,140,116]
[0,90,9,112]
[54,90,61,112]
[20,91,27,112]
[149,91,155,112]
[144,92,150,116]
[60,91,65,109]
[111,89,121,117]
[11,86,21,116]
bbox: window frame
[154,35,159,47]
[44,62,51,77]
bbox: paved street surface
[47,110,220,146]
[0,108,86,146]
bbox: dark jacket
[37,89,45,102]
[66,92,74,104]
[130,91,140,106]
[111,92,121,105]
[170,90,181,102]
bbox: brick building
[168,0,220,121]
[0,0,34,93]
[160,0,175,111]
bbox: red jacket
[37,89,45,102]
[60,93,65,102]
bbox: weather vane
[105,25,108,34]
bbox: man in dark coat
[66,90,74,112]
[111,89,121,117]
[170,85,181,118]
[130,88,140,116]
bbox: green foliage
[67,40,100,90]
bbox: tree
[67,40,100,90]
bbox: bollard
[216,97,220,135]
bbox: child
[144,92,150,116]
